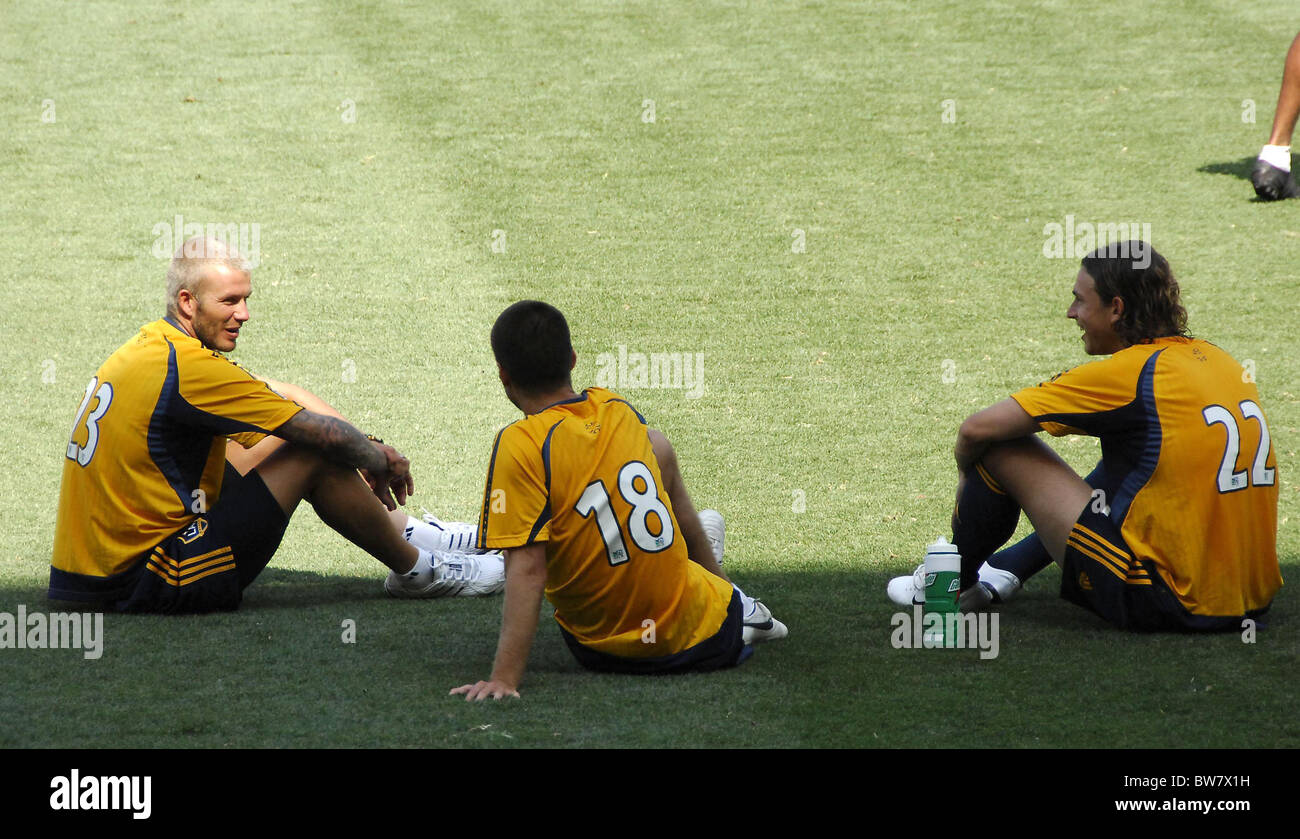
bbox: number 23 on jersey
[66,377,114,467]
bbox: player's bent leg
[888,457,1038,610]
[226,435,287,476]
[647,428,729,582]
[976,460,1108,601]
[251,442,419,574]
[976,436,1093,566]
[647,429,786,642]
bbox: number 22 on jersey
[1203,400,1274,493]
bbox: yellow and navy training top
[1011,337,1281,618]
[50,318,303,601]
[477,387,733,659]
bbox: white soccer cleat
[402,510,486,554]
[887,564,928,607]
[385,549,506,598]
[742,598,788,644]
[698,509,725,565]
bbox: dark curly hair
[1081,241,1190,345]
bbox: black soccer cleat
[1251,158,1300,201]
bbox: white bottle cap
[924,537,962,573]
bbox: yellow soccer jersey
[50,318,303,599]
[478,388,734,659]
[1011,337,1281,618]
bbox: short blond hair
[165,237,251,318]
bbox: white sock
[976,563,1021,601]
[732,583,756,616]
[403,548,434,578]
[402,517,443,553]
[1259,144,1292,171]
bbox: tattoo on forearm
[280,412,384,473]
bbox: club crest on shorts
[178,517,208,544]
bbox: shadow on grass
[18,560,1292,629]
[1196,156,1291,202]
[1,561,1293,748]
[27,568,394,615]
[1198,156,1256,181]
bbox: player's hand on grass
[450,680,520,701]
[362,443,413,510]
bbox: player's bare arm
[235,377,415,526]
[451,543,548,700]
[954,398,1042,474]
[647,427,729,581]
[256,376,347,420]
[276,411,412,509]
[228,376,350,473]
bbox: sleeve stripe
[525,420,565,544]
[477,427,508,551]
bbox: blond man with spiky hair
[50,236,503,613]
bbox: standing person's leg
[1267,31,1300,147]
[1254,31,1300,200]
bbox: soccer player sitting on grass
[1253,30,1300,200]
[451,301,786,701]
[49,236,503,614]
[888,242,1281,631]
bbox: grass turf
[0,0,1297,748]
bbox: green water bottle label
[922,538,962,648]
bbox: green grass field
[1,0,1297,749]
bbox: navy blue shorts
[560,589,752,674]
[116,463,289,614]
[1059,504,1261,632]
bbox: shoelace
[437,558,475,582]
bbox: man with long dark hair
[888,243,1281,631]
